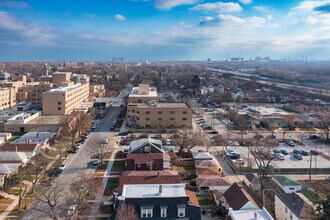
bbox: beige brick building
[16,82,53,105]
[42,82,89,115]
[89,84,105,98]
[128,84,160,103]
[127,102,192,128]
[0,80,25,109]
[51,72,71,85]
[0,88,11,110]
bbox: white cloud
[191,2,243,13]
[114,14,126,21]
[155,0,199,10]
[239,0,252,5]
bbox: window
[170,111,175,114]
[141,208,153,218]
[285,207,288,213]
[137,163,141,168]
[145,146,150,152]
[145,111,150,114]
[170,118,175,120]
[289,188,294,190]
[178,208,185,217]
[58,102,61,105]
[182,118,187,121]
[58,107,61,110]
[160,208,167,218]
[146,118,150,121]
[182,111,187,114]
[158,118,163,121]
[158,111,163,114]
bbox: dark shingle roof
[278,193,306,218]
[223,183,258,210]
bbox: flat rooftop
[11,132,53,145]
[129,103,189,108]
[122,183,186,198]
[229,208,274,220]
[129,86,158,97]
[47,83,81,93]
[27,115,71,125]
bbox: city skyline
[1,0,330,61]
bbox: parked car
[280,150,289,155]
[225,149,235,156]
[273,150,281,154]
[67,205,77,216]
[75,143,82,149]
[241,130,248,134]
[71,147,78,154]
[233,141,240,146]
[293,153,303,160]
[267,135,276,139]
[118,131,128,136]
[59,164,67,171]
[287,141,295,147]
[138,134,148,138]
[229,153,241,159]
[301,150,309,156]
[326,176,330,182]
[293,150,302,154]
[310,150,320,156]
[309,134,320,140]
[93,159,99,166]
[255,134,264,139]
[276,153,285,160]
[102,139,109,144]
[233,158,244,165]
[208,130,219,135]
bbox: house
[195,159,218,168]
[0,132,12,140]
[262,116,286,128]
[115,184,201,219]
[128,138,165,154]
[242,114,260,126]
[228,207,274,220]
[272,176,301,193]
[192,151,213,160]
[0,152,29,163]
[196,176,232,192]
[196,167,221,176]
[222,183,259,211]
[125,153,170,171]
[291,114,320,128]
[275,192,316,220]
[296,187,325,208]
[10,132,53,150]
[118,170,181,192]
[243,173,261,192]
[0,143,40,154]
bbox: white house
[272,176,301,193]
[229,207,274,220]
[275,193,315,220]
[0,132,12,140]
[197,176,232,192]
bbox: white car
[76,143,82,149]
[276,153,285,160]
[233,141,240,146]
[93,159,99,165]
[225,149,235,156]
[67,205,77,216]
[58,164,67,171]
[233,158,244,165]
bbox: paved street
[22,107,122,220]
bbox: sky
[0,0,330,61]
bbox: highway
[22,107,122,220]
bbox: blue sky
[0,0,330,61]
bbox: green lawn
[111,160,125,172]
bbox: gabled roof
[0,152,29,163]
[277,192,315,218]
[196,167,221,176]
[195,160,218,167]
[273,176,301,187]
[185,190,200,207]
[0,143,39,152]
[0,163,21,175]
[297,187,325,205]
[126,153,167,163]
[197,176,232,187]
[128,137,164,153]
[223,183,258,210]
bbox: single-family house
[196,176,232,192]
[128,138,165,154]
[192,151,213,160]
[118,170,181,192]
[0,152,29,163]
[222,183,259,211]
[125,153,170,171]
[272,176,301,193]
[114,184,201,219]
[275,192,316,220]
[228,207,274,220]
[0,132,12,140]
[243,173,261,192]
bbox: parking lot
[226,141,330,169]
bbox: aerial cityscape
[0,0,330,220]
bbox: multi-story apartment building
[128,84,160,103]
[127,101,192,128]
[89,84,105,98]
[16,82,53,106]
[51,72,71,85]
[42,82,89,115]
[0,88,11,110]
[0,80,25,109]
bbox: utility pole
[309,153,313,180]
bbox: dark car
[273,150,281,154]
[71,147,78,154]
[293,153,303,160]
[138,134,148,138]
[310,150,320,156]
[229,153,241,159]
[280,150,289,155]
[208,130,219,135]
[309,135,320,140]
[301,150,309,156]
[118,131,128,136]
[255,134,264,139]
[293,150,302,154]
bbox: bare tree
[61,116,79,147]
[25,154,50,193]
[91,143,108,164]
[5,170,29,210]
[282,119,294,140]
[33,184,63,220]
[174,133,204,157]
[319,114,330,141]
[115,203,138,220]
[76,113,93,137]
[247,139,278,187]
